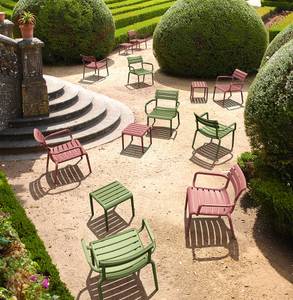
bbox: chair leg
[85,154,92,174]
[90,195,94,216]
[147,117,150,126]
[98,278,104,300]
[170,120,172,136]
[104,209,109,231]
[151,73,154,85]
[184,191,188,212]
[227,215,235,238]
[83,66,85,80]
[122,133,125,150]
[212,87,216,101]
[130,196,135,217]
[106,65,109,76]
[231,130,235,150]
[127,73,130,84]
[46,154,50,171]
[240,91,244,104]
[54,163,59,184]
[216,139,221,161]
[192,130,198,149]
[141,136,144,153]
[177,112,180,128]
[143,74,145,83]
[150,260,159,291]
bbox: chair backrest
[194,113,219,130]
[232,69,247,82]
[127,30,137,39]
[80,55,96,64]
[127,55,143,66]
[155,89,179,108]
[33,128,47,148]
[227,164,247,202]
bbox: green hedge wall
[0,171,73,299]
[261,0,293,9]
[269,12,293,40]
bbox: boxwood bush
[261,0,293,9]
[261,24,293,66]
[13,0,115,64]
[153,0,268,77]
[0,171,73,299]
[245,39,293,178]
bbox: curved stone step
[9,89,93,128]
[1,95,106,139]
[45,75,65,100]
[49,84,79,112]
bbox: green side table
[89,181,135,230]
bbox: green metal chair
[81,219,158,300]
[127,56,154,85]
[192,113,236,160]
[145,89,180,135]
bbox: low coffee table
[190,81,208,102]
[122,123,152,153]
[119,43,134,55]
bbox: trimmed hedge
[0,171,73,299]
[109,0,146,9]
[269,12,293,40]
[245,39,293,177]
[261,0,293,9]
[112,0,171,16]
[153,0,268,77]
[114,1,174,29]
[13,0,115,64]
[262,23,293,66]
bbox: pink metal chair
[127,30,148,49]
[185,164,247,237]
[80,55,109,79]
[213,69,248,105]
[33,128,92,183]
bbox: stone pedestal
[17,38,49,117]
[0,20,14,38]
[0,35,21,130]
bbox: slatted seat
[127,56,154,85]
[33,128,91,184]
[185,164,247,237]
[192,112,236,160]
[145,90,180,136]
[213,69,248,105]
[89,181,134,230]
[81,219,158,300]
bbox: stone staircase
[0,75,134,157]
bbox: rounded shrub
[153,0,268,77]
[13,0,115,64]
[245,39,293,176]
[261,23,293,67]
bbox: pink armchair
[34,128,92,183]
[185,164,247,237]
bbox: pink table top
[122,123,150,137]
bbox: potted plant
[0,12,5,23]
[18,11,36,39]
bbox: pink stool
[190,81,208,102]
[122,123,152,153]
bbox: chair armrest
[45,129,72,140]
[49,145,83,155]
[193,171,229,187]
[145,99,156,114]
[139,219,156,251]
[176,102,180,108]
[81,239,99,272]
[142,62,154,71]
[197,203,234,214]
[194,112,209,119]
[218,123,237,132]
[99,243,154,268]
[129,66,136,72]
[216,75,233,82]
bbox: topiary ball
[245,39,293,174]
[261,24,293,67]
[153,0,268,77]
[13,0,115,64]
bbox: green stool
[89,181,135,231]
